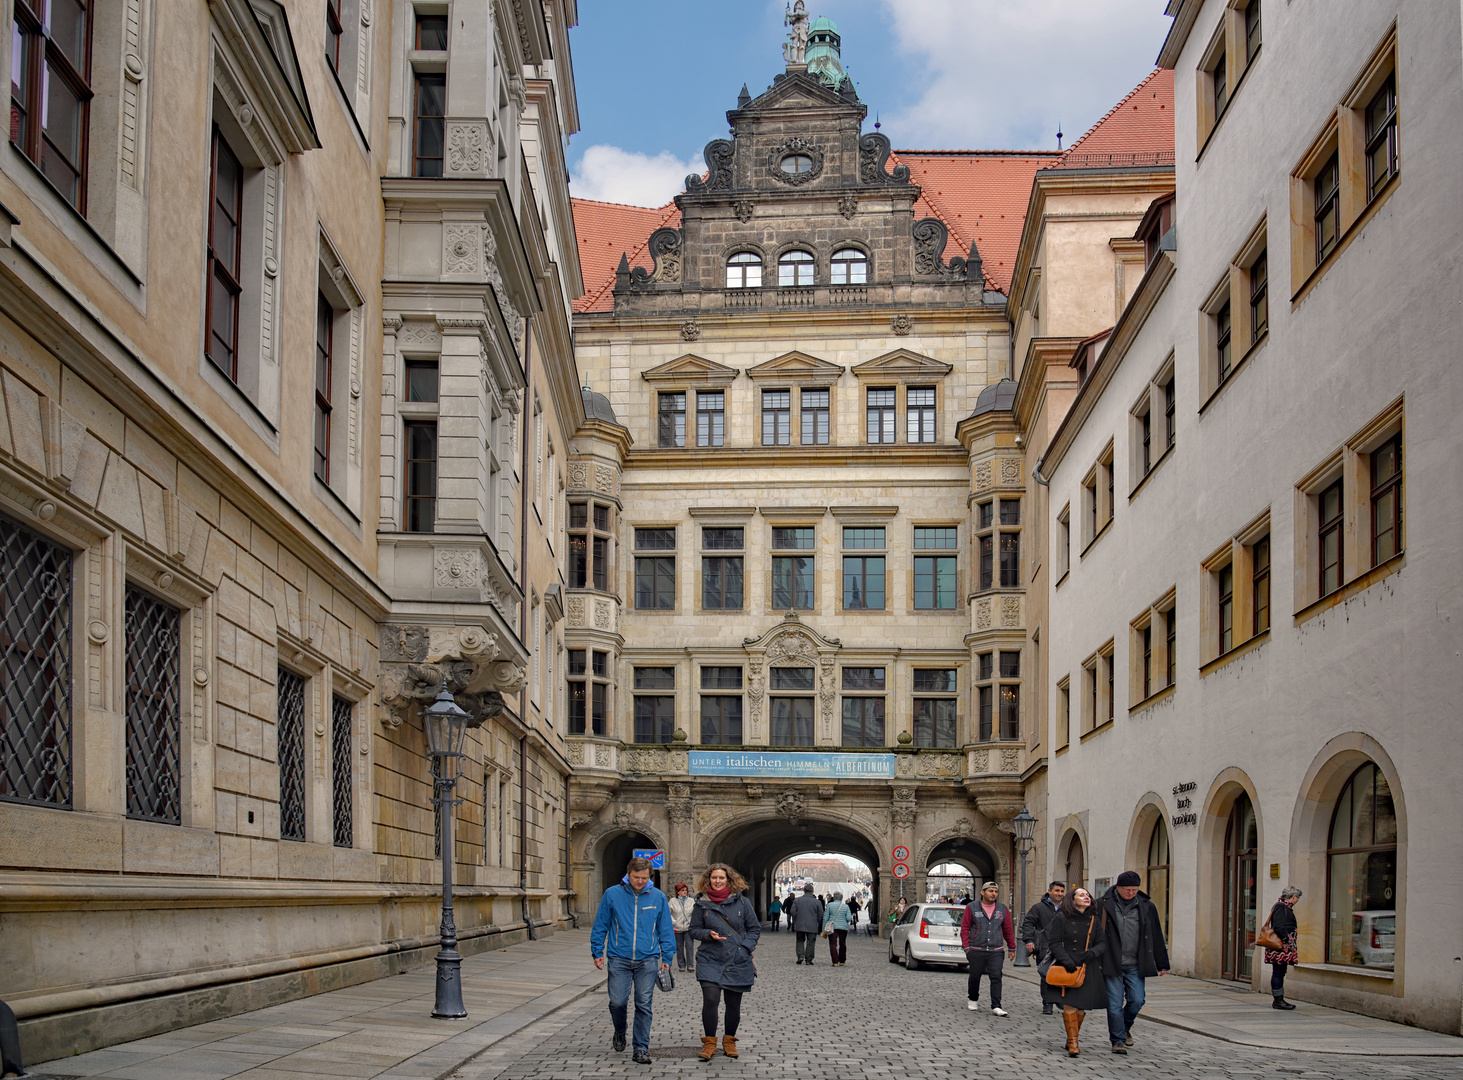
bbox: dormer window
[726,251,762,289]
[780,153,813,175]
[778,249,814,287]
[830,248,867,284]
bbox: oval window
[780,153,813,175]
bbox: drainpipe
[518,315,536,940]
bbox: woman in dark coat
[1264,885,1302,1009]
[1045,887,1108,1057]
[689,863,761,1062]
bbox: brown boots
[1063,1007,1084,1057]
[722,1035,738,1058]
[698,1036,718,1062]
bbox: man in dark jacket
[1098,871,1170,1055]
[1021,881,1066,1014]
[789,883,824,965]
[959,882,1016,1015]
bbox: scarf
[706,885,732,903]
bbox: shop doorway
[1222,792,1258,980]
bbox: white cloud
[569,144,704,207]
[877,0,1170,150]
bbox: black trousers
[966,949,1005,1006]
[702,983,743,1037]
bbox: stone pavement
[456,928,1463,1080]
[32,931,604,1080]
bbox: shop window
[1326,762,1397,969]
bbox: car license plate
[940,945,962,953]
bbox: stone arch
[1124,792,1171,872]
[1195,766,1263,982]
[1055,814,1087,891]
[916,819,1009,879]
[1288,733,1407,979]
[580,814,667,866]
[692,805,884,870]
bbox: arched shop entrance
[705,815,883,927]
[602,831,662,895]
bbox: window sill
[631,606,681,615]
[1129,444,1175,502]
[1291,172,1400,307]
[1079,719,1114,743]
[311,476,362,537]
[1199,629,1270,677]
[1199,333,1267,416]
[839,607,891,616]
[199,358,281,451]
[1129,683,1176,713]
[1055,569,1069,589]
[1292,962,1394,982]
[1054,742,1070,755]
[1293,551,1405,625]
[1079,517,1114,559]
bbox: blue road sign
[632,848,666,869]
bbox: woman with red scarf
[689,862,761,1061]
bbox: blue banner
[687,750,897,779]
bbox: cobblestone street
[460,931,1463,1080]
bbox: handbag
[1046,911,1095,988]
[656,965,675,992]
[1255,913,1283,952]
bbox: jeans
[676,931,694,970]
[1104,966,1147,1044]
[966,949,1004,1006]
[1271,962,1288,997]
[606,955,660,1051]
[828,928,847,964]
[796,931,818,962]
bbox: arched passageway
[602,831,662,895]
[705,816,883,926]
[925,836,997,902]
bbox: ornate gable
[745,351,844,383]
[852,349,955,381]
[641,354,739,386]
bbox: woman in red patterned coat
[1265,886,1302,1010]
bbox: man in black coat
[1020,881,1066,1014]
[1098,871,1170,1055]
[789,883,825,966]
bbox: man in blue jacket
[590,856,675,1063]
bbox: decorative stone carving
[746,660,765,735]
[891,806,917,828]
[667,798,695,824]
[613,809,634,828]
[570,811,597,830]
[783,0,809,64]
[890,313,912,336]
[733,199,754,223]
[767,137,825,186]
[1001,596,1021,628]
[746,785,763,799]
[818,654,837,735]
[1000,457,1022,485]
[767,633,816,665]
[817,785,836,800]
[838,195,858,220]
[595,466,617,495]
[685,140,735,193]
[377,624,510,728]
[680,321,701,341]
[595,744,612,767]
[434,548,484,589]
[970,749,989,772]
[912,218,949,276]
[566,595,586,624]
[567,460,589,489]
[567,741,584,765]
[858,132,911,186]
[668,783,690,799]
[955,816,973,835]
[444,224,480,275]
[1000,748,1020,772]
[445,120,491,175]
[776,789,806,822]
[918,754,962,779]
[630,227,683,287]
[593,598,612,630]
[624,747,658,774]
[974,460,993,491]
[896,755,916,777]
[975,598,992,629]
[398,321,441,350]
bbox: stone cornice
[624,445,968,469]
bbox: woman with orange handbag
[1043,887,1108,1057]
[1262,886,1303,1010]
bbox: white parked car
[1350,910,1395,968]
[888,903,968,970]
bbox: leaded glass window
[331,696,353,847]
[277,669,307,842]
[125,586,181,824]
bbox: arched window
[725,251,762,289]
[1146,817,1171,941]
[1064,834,1084,891]
[778,249,814,287]
[830,247,868,285]
[1327,762,1397,969]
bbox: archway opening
[925,836,996,904]
[706,815,882,927]
[602,830,661,895]
[774,852,875,925]
[927,862,974,903]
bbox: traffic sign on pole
[632,848,666,869]
[892,863,910,879]
[892,845,910,863]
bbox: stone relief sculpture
[377,624,517,729]
[685,140,735,193]
[629,227,683,286]
[858,132,911,186]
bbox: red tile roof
[572,198,682,313]
[1051,68,1174,169]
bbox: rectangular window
[1213,49,1227,117]
[331,696,353,847]
[325,0,343,72]
[415,10,448,48]
[702,554,743,610]
[700,694,743,745]
[842,527,885,611]
[1319,478,1344,597]
[1245,0,1262,62]
[1314,153,1341,264]
[841,695,885,747]
[314,292,334,484]
[1057,679,1070,748]
[124,586,181,824]
[403,420,437,532]
[907,387,936,443]
[568,649,608,736]
[1140,408,1152,476]
[999,651,1020,740]
[634,528,676,610]
[658,392,686,448]
[999,532,1019,589]
[1141,625,1153,700]
[866,388,896,444]
[1216,301,1233,383]
[770,693,814,746]
[914,528,957,610]
[772,526,814,611]
[801,388,830,445]
[1058,507,1070,578]
[1365,76,1398,202]
[1252,535,1271,634]
[0,512,73,808]
[405,359,438,402]
[1218,563,1234,654]
[1370,435,1402,565]
[1249,250,1268,343]
[912,668,957,748]
[568,504,588,588]
[277,668,306,842]
[1164,377,1176,450]
[771,666,815,690]
[979,534,993,590]
[413,73,446,177]
[696,391,724,447]
[206,127,244,381]
[10,0,92,211]
[1165,608,1177,687]
[633,667,675,744]
[762,389,790,446]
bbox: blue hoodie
[590,876,676,962]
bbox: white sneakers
[991,1007,1009,1017]
[967,1001,980,1011]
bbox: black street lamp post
[1011,806,1038,967]
[424,677,471,1018]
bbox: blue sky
[567,1,1173,207]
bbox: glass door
[1223,794,1258,980]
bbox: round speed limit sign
[892,863,910,879]
[892,846,910,863]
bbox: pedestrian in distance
[785,890,799,927]
[960,881,1016,1016]
[768,895,783,932]
[1097,871,1170,1055]
[669,881,696,972]
[589,856,675,1064]
[1022,881,1067,1014]
[689,863,761,1061]
[824,890,852,965]
[1046,886,1108,1057]
[847,894,861,928]
[1264,885,1303,1010]
[790,882,824,965]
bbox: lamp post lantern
[424,676,471,1018]
[1011,806,1038,967]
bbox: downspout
[519,315,536,940]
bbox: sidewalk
[1005,963,1463,1056]
[33,930,604,1080]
